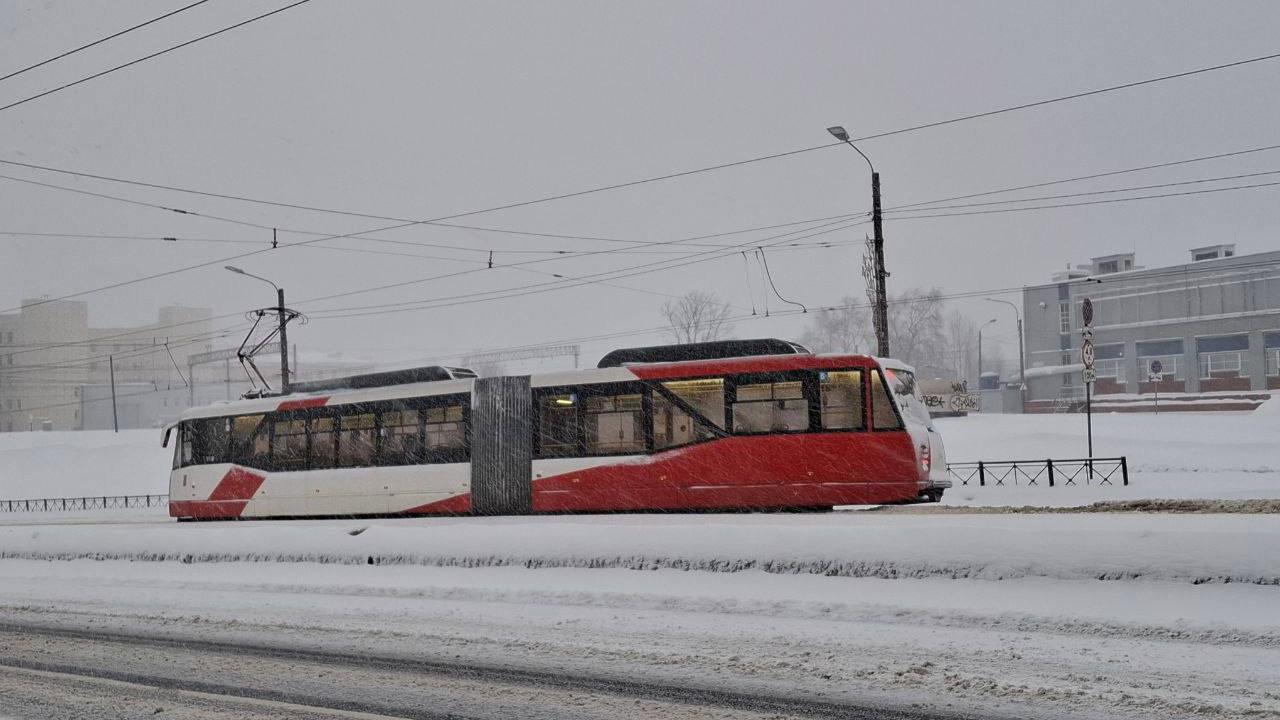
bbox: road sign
[1083,367,1097,383]
[1148,372,1162,383]
[1081,339,1096,368]
[1081,297,1094,327]
[1150,359,1163,375]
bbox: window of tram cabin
[870,369,905,430]
[379,407,422,466]
[338,411,377,467]
[310,415,337,468]
[661,378,725,429]
[819,370,864,430]
[584,392,644,455]
[730,378,807,434]
[536,393,579,457]
[272,417,308,470]
[424,404,467,461]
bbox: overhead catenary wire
[0,0,314,115]
[8,45,1280,312]
[0,0,213,85]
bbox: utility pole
[108,354,119,433]
[985,297,1026,409]
[225,266,295,395]
[828,126,889,357]
[978,319,996,387]
[277,287,290,394]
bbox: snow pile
[3,513,1277,585]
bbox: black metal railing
[946,457,1128,487]
[0,494,169,513]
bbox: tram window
[380,408,422,466]
[652,394,714,450]
[585,393,644,455]
[229,414,265,464]
[870,370,904,430]
[731,380,807,434]
[189,417,230,465]
[820,370,864,430]
[310,416,336,468]
[425,405,466,460]
[272,418,308,470]
[338,412,377,467]
[662,379,725,429]
[536,393,579,457]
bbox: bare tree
[661,291,733,344]
[886,287,945,370]
[799,295,872,354]
[942,310,979,383]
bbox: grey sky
[2,0,1278,368]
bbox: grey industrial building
[1021,244,1280,412]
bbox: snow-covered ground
[2,409,1278,718]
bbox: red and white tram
[162,340,949,519]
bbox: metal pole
[225,358,231,401]
[978,329,983,382]
[1016,314,1026,408]
[109,354,118,433]
[1085,380,1094,478]
[277,287,290,394]
[871,172,889,357]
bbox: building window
[1093,344,1126,384]
[1136,339,1185,382]
[731,380,807,434]
[1267,334,1280,377]
[1197,335,1250,380]
[1058,302,1070,333]
[1097,260,1119,274]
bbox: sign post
[1081,298,1095,477]
[1149,359,1163,415]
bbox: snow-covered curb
[5,513,1277,585]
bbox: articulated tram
[162,339,950,519]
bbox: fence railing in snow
[945,457,1128,488]
[0,494,169,513]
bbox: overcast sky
[2,0,1279,369]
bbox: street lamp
[985,297,1026,403]
[225,266,291,394]
[978,318,997,388]
[827,125,889,357]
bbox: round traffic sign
[1081,339,1096,368]
[1150,359,1163,374]
[1081,297,1094,326]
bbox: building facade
[1022,245,1280,411]
[0,300,213,431]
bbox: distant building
[0,300,213,431]
[1021,245,1280,412]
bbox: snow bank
[3,513,1277,585]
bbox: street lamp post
[978,318,997,387]
[827,125,889,358]
[225,266,291,394]
[985,297,1025,406]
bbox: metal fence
[0,494,169,513]
[946,457,1128,487]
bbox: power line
[886,142,1280,211]
[0,0,213,84]
[883,168,1280,214]
[845,50,1280,145]
[890,178,1280,221]
[0,0,314,115]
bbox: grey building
[1021,245,1280,411]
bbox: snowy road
[0,619,964,720]
[1,549,1277,720]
